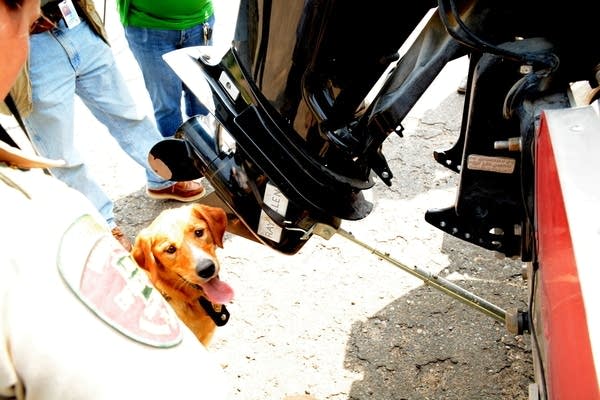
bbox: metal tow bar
[311,223,513,329]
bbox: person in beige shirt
[2,0,207,251]
[0,1,231,398]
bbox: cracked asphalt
[76,3,534,399]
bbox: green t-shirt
[117,0,213,30]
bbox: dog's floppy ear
[192,204,227,248]
[131,230,160,283]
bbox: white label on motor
[257,183,289,242]
[219,71,239,101]
[467,154,516,174]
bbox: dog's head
[132,203,233,304]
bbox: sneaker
[111,226,132,252]
[147,180,206,202]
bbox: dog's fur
[132,203,233,346]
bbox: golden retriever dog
[132,203,234,346]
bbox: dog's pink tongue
[201,277,234,304]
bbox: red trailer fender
[534,104,600,399]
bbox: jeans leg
[26,26,117,227]
[63,21,172,190]
[125,27,189,137]
[125,18,215,137]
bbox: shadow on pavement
[344,234,532,400]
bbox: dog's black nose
[196,259,216,279]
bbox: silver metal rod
[313,224,506,323]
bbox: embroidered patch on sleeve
[57,214,182,347]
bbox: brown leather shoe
[146,180,206,202]
[111,226,132,252]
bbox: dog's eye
[194,229,205,238]
[166,245,177,254]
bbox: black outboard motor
[151,0,441,254]
[157,0,583,258]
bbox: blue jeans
[124,14,215,137]
[26,19,175,228]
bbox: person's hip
[30,0,85,34]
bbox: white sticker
[219,71,239,101]
[59,0,81,29]
[257,183,289,242]
[467,154,516,174]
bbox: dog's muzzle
[196,259,216,279]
